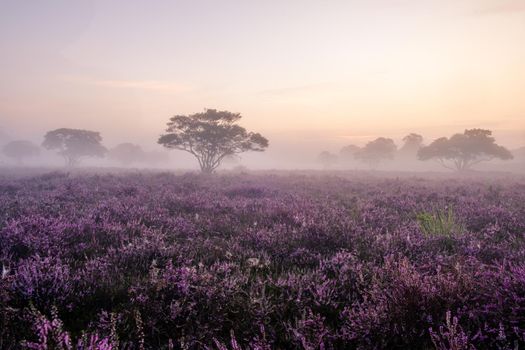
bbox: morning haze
[1,0,524,170]
[3,2,525,349]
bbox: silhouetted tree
[222,154,241,166]
[108,143,144,166]
[317,151,338,169]
[339,144,361,162]
[399,133,424,155]
[418,129,513,171]
[158,109,268,173]
[2,140,40,163]
[42,128,107,167]
[355,137,397,168]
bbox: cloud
[62,75,190,92]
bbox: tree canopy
[399,133,424,154]
[317,151,338,169]
[158,109,268,173]
[339,144,361,162]
[2,140,40,162]
[355,137,397,167]
[417,129,513,171]
[42,128,107,166]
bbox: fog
[1,0,524,174]
[2,3,525,348]
[0,125,524,174]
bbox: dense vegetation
[1,171,524,349]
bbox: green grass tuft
[416,207,463,238]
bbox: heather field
[1,170,525,350]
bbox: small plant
[22,305,113,350]
[429,311,475,350]
[416,207,463,238]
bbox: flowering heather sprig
[134,310,145,350]
[22,305,72,350]
[429,311,475,350]
[22,305,113,350]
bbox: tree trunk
[65,156,79,167]
[200,164,214,174]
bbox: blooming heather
[0,171,524,349]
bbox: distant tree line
[0,109,269,173]
[1,129,168,168]
[318,129,514,171]
[0,112,519,173]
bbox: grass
[416,207,464,238]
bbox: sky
[0,0,524,167]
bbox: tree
[42,128,107,166]
[355,137,397,168]
[339,144,361,161]
[399,133,423,155]
[2,140,40,163]
[317,151,338,169]
[417,129,513,171]
[158,109,269,173]
[108,143,144,166]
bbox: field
[1,170,525,349]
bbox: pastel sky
[1,0,524,163]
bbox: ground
[0,169,524,349]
